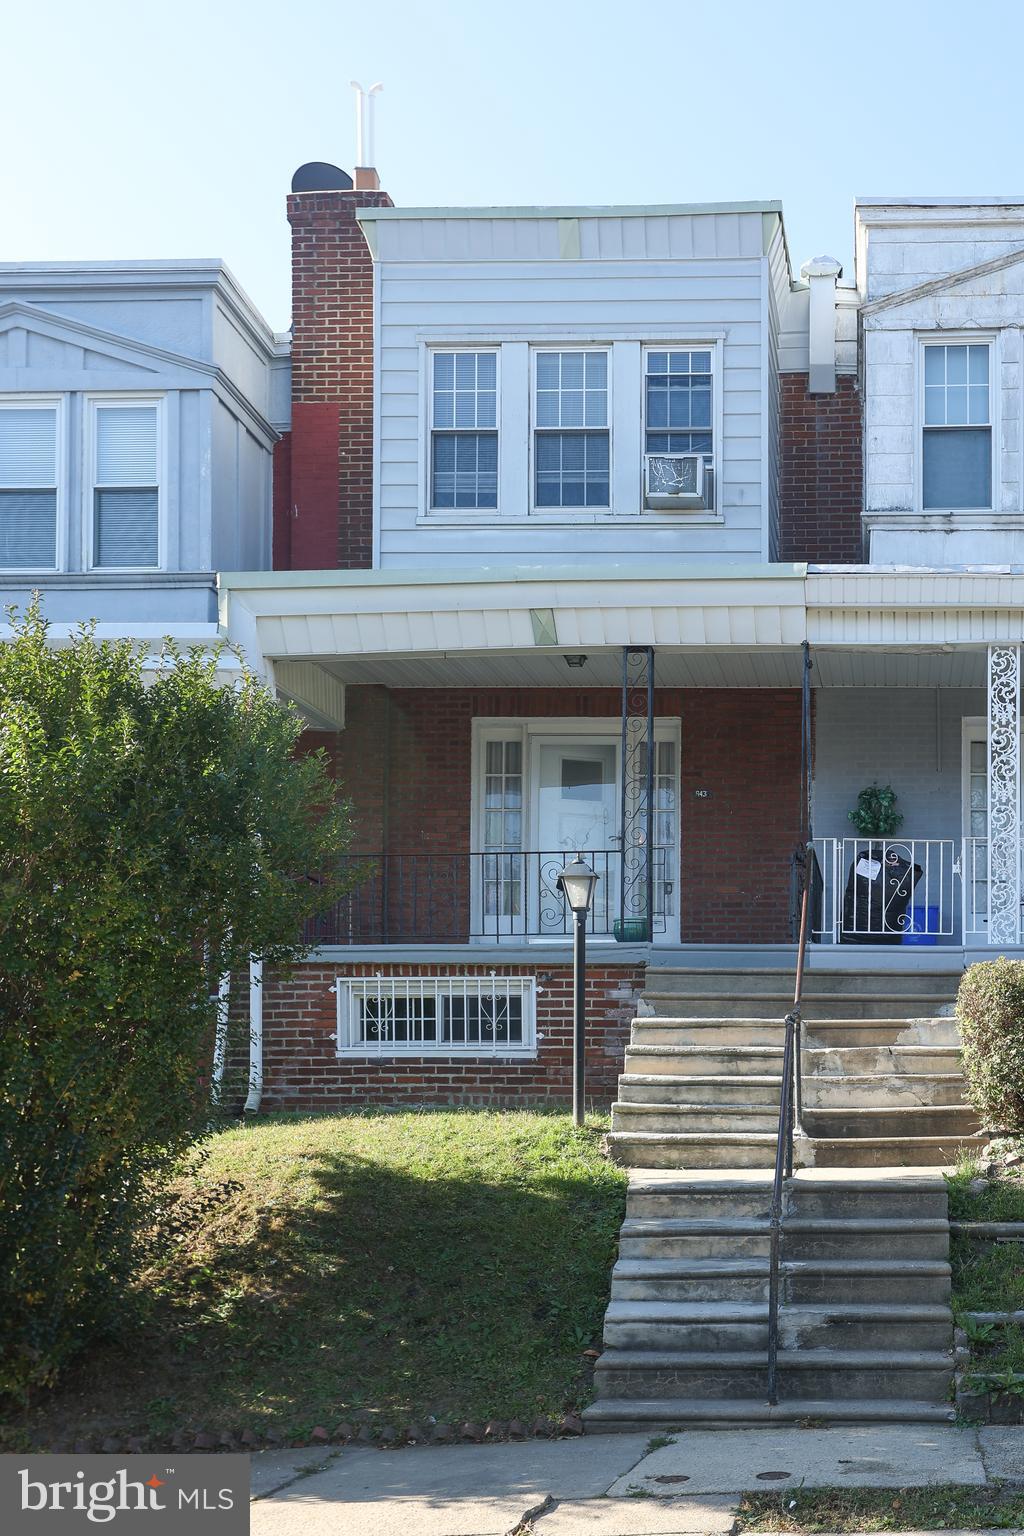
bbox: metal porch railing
[307,848,670,945]
[810,836,992,945]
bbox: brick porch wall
[248,961,644,1111]
[779,372,864,564]
[300,684,803,945]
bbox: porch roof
[218,563,1024,689]
[219,564,809,675]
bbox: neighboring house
[0,260,293,687]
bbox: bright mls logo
[1,1454,249,1532]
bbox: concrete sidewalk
[248,1422,1024,1534]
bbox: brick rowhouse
[253,685,802,1110]
[778,373,863,563]
[278,179,392,570]
[328,686,803,944]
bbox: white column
[987,645,1021,946]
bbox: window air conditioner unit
[644,453,710,511]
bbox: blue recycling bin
[902,904,939,946]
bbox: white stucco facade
[857,200,1024,565]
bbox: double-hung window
[90,401,161,567]
[534,350,610,508]
[0,400,59,569]
[922,341,992,510]
[644,349,714,507]
[430,351,498,508]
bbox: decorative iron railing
[307,848,670,946]
[810,836,966,945]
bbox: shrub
[956,958,1024,1135]
[0,605,351,1396]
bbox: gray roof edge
[356,199,784,222]
[856,196,1024,208]
[219,561,808,591]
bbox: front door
[532,740,618,934]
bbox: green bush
[0,605,351,1397]
[956,958,1024,1135]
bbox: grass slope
[1,1110,626,1448]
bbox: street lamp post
[556,854,600,1128]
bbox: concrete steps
[608,965,979,1169]
[611,1255,951,1304]
[640,966,962,1024]
[584,1397,956,1431]
[642,992,957,1019]
[585,1148,958,1431]
[603,1300,950,1352]
[617,1215,950,1261]
[592,1348,952,1401]
[631,1018,963,1047]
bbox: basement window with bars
[336,974,536,1056]
[90,400,161,568]
[0,399,60,569]
[430,351,499,509]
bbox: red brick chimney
[275,163,393,570]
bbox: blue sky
[3,0,1022,331]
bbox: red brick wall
[252,961,644,1111]
[321,685,802,944]
[680,690,802,942]
[286,185,392,570]
[271,431,292,569]
[779,373,863,563]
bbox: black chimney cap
[291,162,354,193]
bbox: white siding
[858,203,1024,564]
[370,210,778,568]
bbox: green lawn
[735,1485,1024,1532]
[946,1155,1024,1399]
[1,1111,626,1449]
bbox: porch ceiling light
[564,654,588,668]
[556,854,600,915]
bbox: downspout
[211,970,231,1105]
[243,957,263,1114]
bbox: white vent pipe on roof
[801,255,843,394]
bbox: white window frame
[641,343,719,516]
[0,394,66,572]
[336,973,537,1058]
[427,347,500,513]
[470,717,682,945]
[916,334,997,515]
[83,394,166,572]
[530,346,612,514]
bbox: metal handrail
[766,841,810,1405]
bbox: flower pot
[613,918,649,943]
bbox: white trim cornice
[0,261,279,356]
[0,301,278,444]
[861,246,1024,318]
